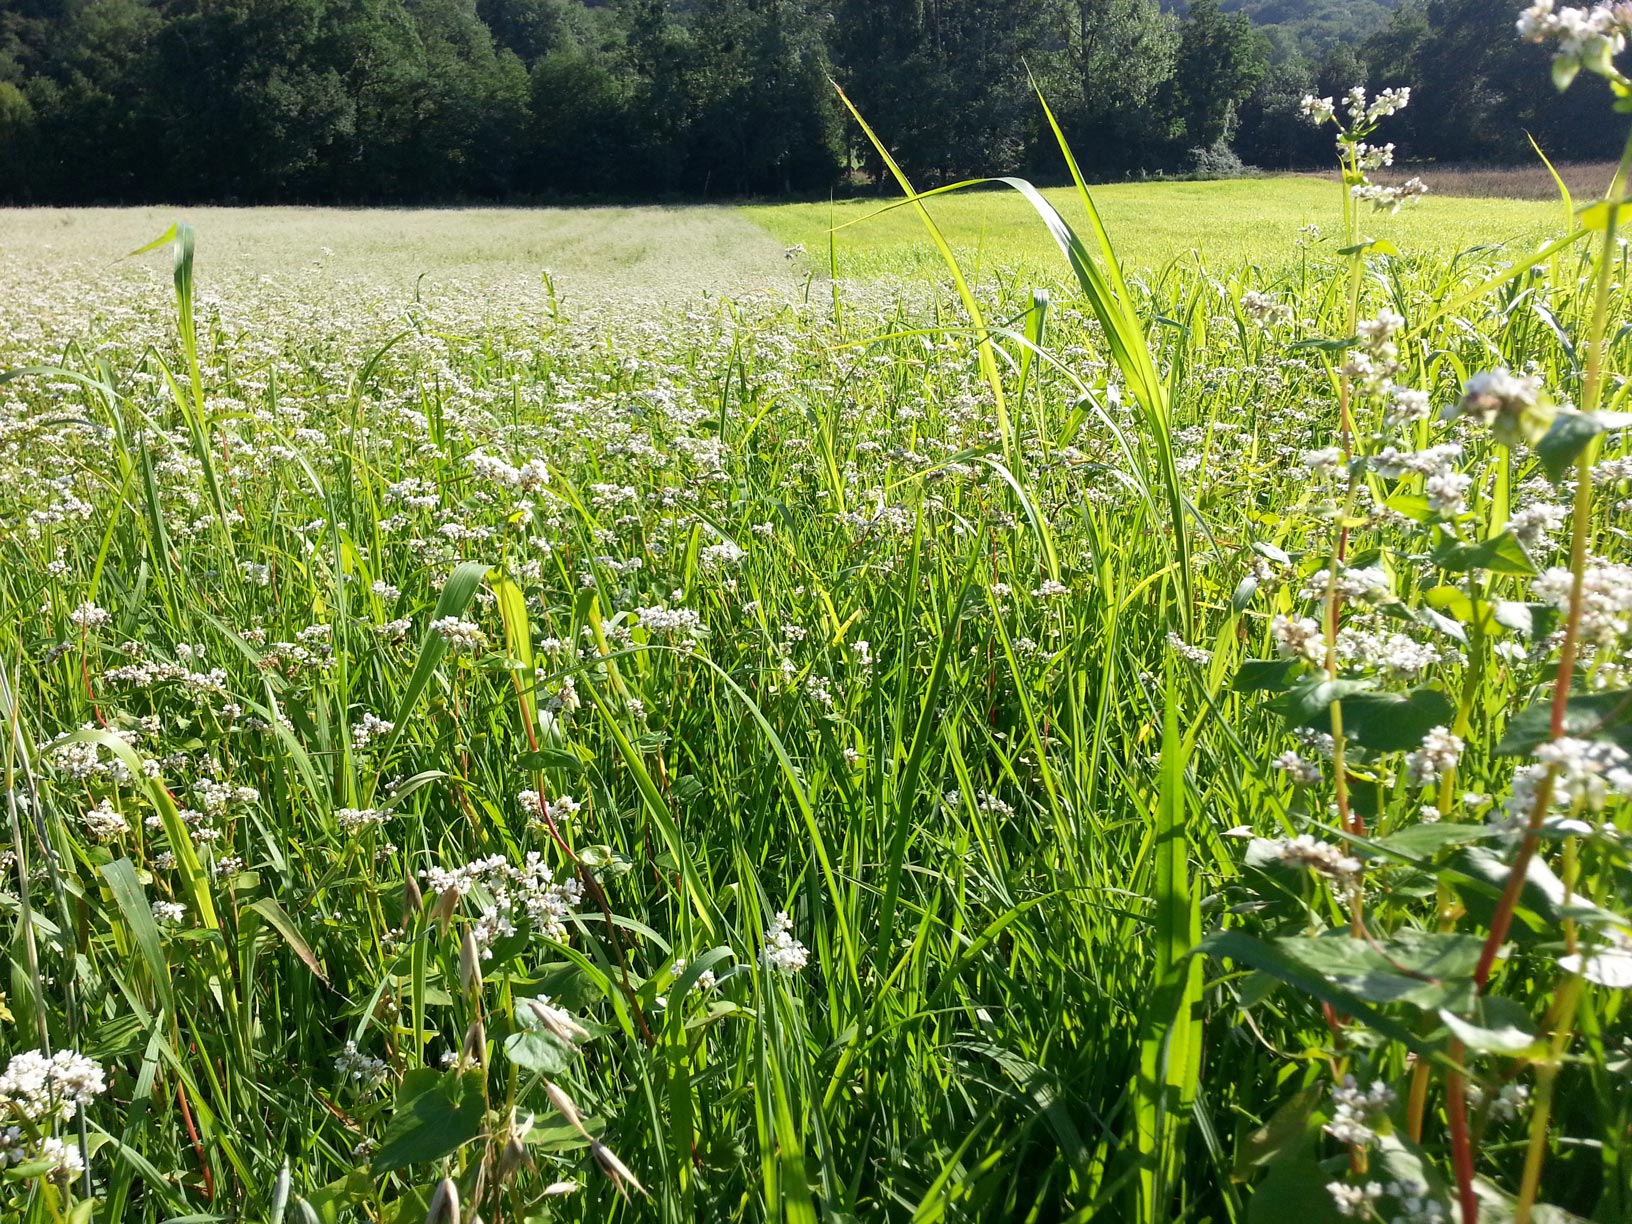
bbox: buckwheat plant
[1212,10,1632,1224]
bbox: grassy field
[2,173,1578,311]
[1,111,1631,1224]
[747,175,1572,280]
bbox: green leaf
[1437,999,1538,1055]
[504,1029,575,1075]
[1362,823,1494,863]
[1231,658,1301,693]
[1269,681,1454,752]
[1495,689,1632,756]
[1199,930,1449,1048]
[246,896,327,983]
[1248,1148,1349,1224]
[1432,532,1536,576]
[100,858,174,1013]
[1534,409,1628,481]
[1266,678,1375,729]
[371,1070,485,1172]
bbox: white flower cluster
[1534,736,1632,809]
[762,910,809,975]
[636,604,703,637]
[350,711,394,748]
[335,806,389,831]
[1271,614,1326,666]
[1406,726,1464,786]
[1324,1075,1396,1147]
[67,601,111,630]
[1519,1,1631,85]
[82,798,129,841]
[517,790,581,824]
[1273,834,1362,880]
[1352,177,1430,215]
[0,1049,107,1125]
[1533,563,1632,651]
[467,451,550,492]
[421,852,583,958]
[1328,1179,1384,1219]
[334,1040,390,1090]
[431,616,487,654]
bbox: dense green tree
[1161,0,1267,159]
[1033,0,1180,178]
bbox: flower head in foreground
[763,910,808,975]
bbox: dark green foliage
[0,0,1607,201]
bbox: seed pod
[426,1178,461,1224]
[459,928,483,995]
[462,1016,487,1067]
[591,1141,646,1198]
[434,885,460,930]
[402,874,423,924]
[542,1079,585,1134]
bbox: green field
[2,175,1575,311]
[748,175,1569,278]
[1,143,1630,1224]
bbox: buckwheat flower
[1364,86,1411,122]
[1328,1180,1384,1218]
[335,807,389,832]
[1490,1082,1531,1122]
[1325,1075,1395,1146]
[1271,614,1326,665]
[0,1049,107,1124]
[1533,562,1632,649]
[334,1040,390,1090]
[763,910,809,975]
[1031,578,1069,600]
[1406,726,1464,786]
[700,539,745,570]
[1425,469,1472,517]
[1383,385,1432,430]
[850,639,873,668]
[376,616,413,641]
[1385,1178,1448,1224]
[1166,631,1213,666]
[1507,502,1568,550]
[1274,750,1324,786]
[371,580,400,600]
[67,601,111,630]
[636,605,703,637]
[351,712,394,748]
[1275,834,1362,880]
[240,561,271,586]
[152,900,186,924]
[1352,178,1429,213]
[37,1136,84,1181]
[1300,94,1336,125]
[82,799,128,841]
[1301,446,1345,475]
[1534,736,1632,809]
[1448,369,1552,445]
[431,616,486,654]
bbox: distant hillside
[1164,0,1402,53]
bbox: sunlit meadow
[4,8,1632,1224]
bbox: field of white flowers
[3,10,1632,1224]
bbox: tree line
[0,0,1621,204]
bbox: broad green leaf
[371,1070,484,1172]
[1495,689,1632,756]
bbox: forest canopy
[0,0,1621,203]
